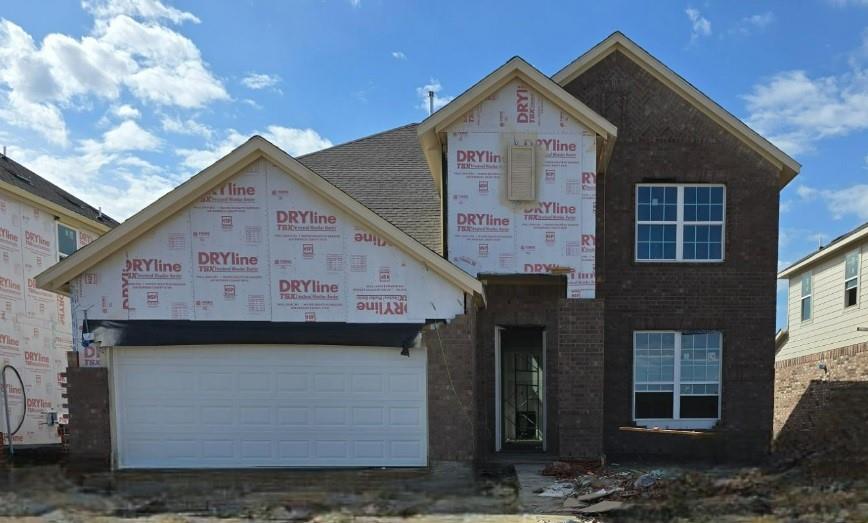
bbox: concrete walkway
[513,464,575,516]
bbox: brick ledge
[775,342,868,369]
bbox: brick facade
[475,277,565,458]
[423,309,477,462]
[774,342,868,460]
[62,47,784,467]
[557,298,605,458]
[66,359,111,464]
[563,51,780,462]
[471,276,605,461]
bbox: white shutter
[508,145,535,201]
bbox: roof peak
[552,31,800,188]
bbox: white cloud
[796,183,868,219]
[796,185,819,200]
[349,0,361,7]
[416,79,453,113]
[175,130,246,172]
[176,126,333,172]
[685,8,712,41]
[746,12,774,29]
[0,6,228,143]
[111,103,140,119]
[0,92,68,145]
[160,114,213,138]
[742,67,868,155]
[241,72,280,90]
[734,12,775,35]
[6,142,176,220]
[391,51,406,60]
[99,120,160,151]
[262,126,332,156]
[82,0,201,25]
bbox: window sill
[620,425,717,437]
[633,260,725,266]
[633,418,718,430]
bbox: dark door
[500,327,544,450]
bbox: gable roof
[0,154,117,232]
[417,56,618,193]
[553,32,800,188]
[299,123,441,253]
[35,136,483,299]
[778,221,868,279]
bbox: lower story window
[633,331,721,428]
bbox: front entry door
[497,327,545,450]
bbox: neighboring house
[775,223,868,458]
[0,153,117,447]
[36,32,799,469]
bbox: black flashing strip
[88,320,425,349]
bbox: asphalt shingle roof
[781,221,868,275]
[299,123,442,253]
[0,154,119,227]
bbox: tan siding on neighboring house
[778,240,868,361]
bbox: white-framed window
[635,184,725,262]
[57,223,78,260]
[800,272,812,322]
[845,251,859,308]
[633,331,721,429]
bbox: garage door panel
[113,345,427,468]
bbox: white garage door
[111,345,427,469]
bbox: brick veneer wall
[557,298,605,458]
[474,278,566,459]
[564,51,780,462]
[423,309,478,462]
[66,358,111,464]
[774,342,868,460]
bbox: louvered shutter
[508,145,535,201]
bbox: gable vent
[507,145,535,201]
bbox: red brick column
[423,311,477,462]
[66,351,111,465]
[557,298,605,459]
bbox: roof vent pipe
[428,90,434,116]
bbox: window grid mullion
[673,332,681,420]
[676,187,684,261]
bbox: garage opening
[111,345,427,469]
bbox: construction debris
[561,497,587,509]
[535,481,575,498]
[577,500,631,514]
[575,487,622,502]
[532,456,868,522]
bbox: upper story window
[635,184,725,262]
[845,251,860,308]
[800,273,812,322]
[57,223,78,260]
[633,331,722,428]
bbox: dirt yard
[0,454,866,522]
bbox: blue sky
[1,0,867,329]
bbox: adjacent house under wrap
[0,153,116,448]
[37,32,800,468]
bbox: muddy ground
[0,454,866,522]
